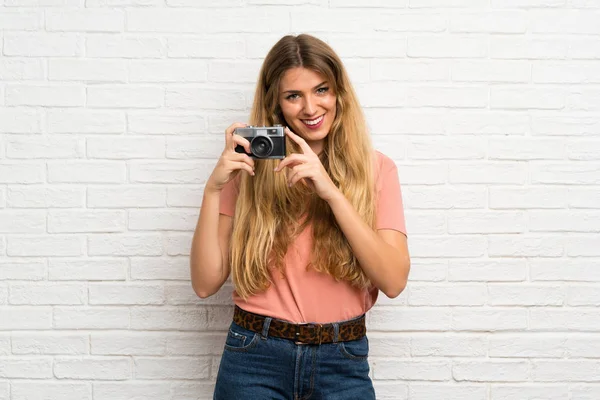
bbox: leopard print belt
[232,305,366,345]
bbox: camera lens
[251,135,273,158]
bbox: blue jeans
[213,319,376,400]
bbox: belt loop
[261,317,272,340]
[332,323,340,343]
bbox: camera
[234,125,286,159]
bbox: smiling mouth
[301,115,324,126]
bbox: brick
[409,284,486,306]
[10,382,91,400]
[129,60,207,82]
[87,86,163,108]
[129,161,214,184]
[91,332,166,355]
[489,187,567,209]
[450,11,528,33]
[12,333,89,355]
[47,109,126,134]
[92,382,170,400]
[534,62,600,83]
[454,361,529,382]
[491,385,569,400]
[6,136,84,159]
[448,260,527,282]
[530,309,600,331]
[369,307,452,331]
[165,234,192,256]
[130,257,190,280]
[88,186,166,208]
[53,307,130,329]
[491,36,568,60]
[533,360,600,381]
[0,59,44,80]
[3,33,81,57]
[373,359,451,380]
[129,209,198,231]
[491,87,566,110]
[6,84,84,107]
[531,163,600,185]
[48,161,126,183]
[86,35,164,58]
[531,10,600,34]
[409,236,486,257]
[408,36,487,58]
[168,37,244,58]
[489,234,563,257]
[8,236,84,257]
[165,88,245,110]
[49,59,127,82]
[407,87,488,108]
[447,211,526,234]
[130,307,206,331]
[10,283,86,305]
[452,60,531,82]
[89,283,164,305]
[533,115,600,135]
[0,307,52,330]
[0,109,41,133]
[45,10,124,32]
[452,308,528,331]
[0,358,53,378]
[531,259,600,282]
[412,334,486,357]
[54,357,131,380]
[87,137,165,159]
[88,234,163,256]
[7,186,84,208]
[128,112,206,135]
[134,357,210,379]
[48,210,126,233]
[410,384,486,400]
[49,258,127,281]
[0,261,46,280]
[0,211,46,233]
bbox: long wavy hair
[230,34,377,299]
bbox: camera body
[234,125,286,159]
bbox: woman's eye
[317,87,329,94]
[286,93,299,100]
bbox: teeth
[303,115,323,126]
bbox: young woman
[190,34,410,399]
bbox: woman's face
[278,67,337,155]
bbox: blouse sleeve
[375,154,407,235]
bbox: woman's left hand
[274,127,341,202]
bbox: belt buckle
[295,322,323,345]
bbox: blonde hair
[230,34,376,299]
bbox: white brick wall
[0,0,599,399]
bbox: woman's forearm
[326,190,410,298]
[190,189,227,298]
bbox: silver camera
[234,125,286,159]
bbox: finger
[285,127,313,154]
[224,122,248,147]
[288,165,310,186]
[232,160,255,176]
[231,133,252,154]
[228,151,255,169]
[274,153,307,171]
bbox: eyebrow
[282,81,328,94]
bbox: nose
[302,95,317,117]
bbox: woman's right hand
[205,122,255,194]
